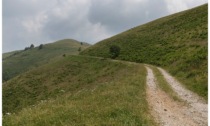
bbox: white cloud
[51,0,91,19]
[76,22,112,43]
[3,0,208,52]
[165,0,188,13]
[165,0,208,14]
[22,12,48,33]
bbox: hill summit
[3,39,90,81]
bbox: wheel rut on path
[145,66,208,126]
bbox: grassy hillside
[81,4,208,99]
[3,50,21,59]
[3,55,156,125]
[3,39,90,81]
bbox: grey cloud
[3,17,50,52]
[3,0,56,18]
[88,0,168,33]
[41,0,96,42]
[3,0,208,52]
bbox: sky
[3,0,208,52]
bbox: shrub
[24,47,30,51]
[30,44,35,49]
[110,45,120,59]
[39,44,43,50]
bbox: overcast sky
[3,0,208,52]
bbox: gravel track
[145,66,208,126]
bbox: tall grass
[3,56,156,125]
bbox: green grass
[3,50,21,59]
[3,39,90,81]
[81,4,208,100]
[149,65,181,102]
[3,55,156,125]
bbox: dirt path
[145,66,208,126]
[157,67,208,125]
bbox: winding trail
[145,66,208,126]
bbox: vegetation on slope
[3,50,21,60]
[3,39,90,81]
[3,55,156,125]
[81,4,208,99]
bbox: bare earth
[145,66,208,126]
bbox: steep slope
[3,39,90,81]
[3,55,156,125]
[81,4,208,99]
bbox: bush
[30,44,34,49]
[24,47,30,51]
[110,45,120,59]
[39,44,43,50]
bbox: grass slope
[3,55,156,125]
[3,39,90,81]
[81,4,208,99]
[3,50,21,60]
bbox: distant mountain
[81,4,208,99]
[3,39,90,81]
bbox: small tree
[109,45,120,59]
[80,42,83,45]
[24,47,30,51]
[30,44,34,49]
[39,44,43,50]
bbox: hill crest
[3,39,90,81]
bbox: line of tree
[24,44,34,51]
[24,44,44,51]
